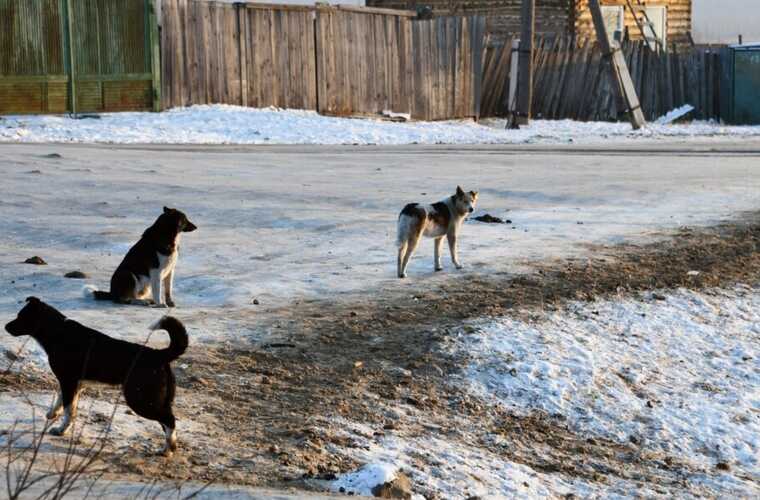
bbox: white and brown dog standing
[396,186,478,278]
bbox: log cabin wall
[574,0,693,48]
[365,0,575,42]
[367,1,692,47]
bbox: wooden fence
[161,2,317,110]
[161,0,485,120]
[481,36,723,122]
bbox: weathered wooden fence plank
[480,37,724,122]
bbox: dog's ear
[163,206,171,214]
[470,190,478,199]
[25,296,40,305]
[456,186,465,198]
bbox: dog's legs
[46,390,63,421]
[163,270,175,308]
[50,385,81,436]
[433,237,445,271]
[397,242,408,278]
[447,231,462,269]
[159,415,178,457]
[150,269,165,307]
[400,233,422,278]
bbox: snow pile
[2,104,760,145]
[453,286,760,491]
[330,463,398,497]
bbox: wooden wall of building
[574,0,692,47]
[367,1,693,46]
[366,0,574,41]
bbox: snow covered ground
[328,286,760,498]
[1,143,759,498]
[0,140,758,360]
[2,105,760,145]
[454,286,759,497]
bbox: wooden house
[366,0,693,47]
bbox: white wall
[692,0,760,45]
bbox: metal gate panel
[68,0,154,113]
[734,48,760,125]
[0,0,159,115]
[0,0,69,113]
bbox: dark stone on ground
[24,256,47,265]
[473,214,506,224]
[64,271,88,279]
[4,350,20,362]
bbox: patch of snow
[329,463,398,496]
[448,286,760,496]
[2,105,760,145]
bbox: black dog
[5,297,188,455]
[91,207,197,307]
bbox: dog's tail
[84,285,113,301]
[149,316,189,363]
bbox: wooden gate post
[64,0,77,116]
[148,0,162,111]
[514,0,535,127]
[588,0,646,129]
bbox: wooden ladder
[624,0,664,52]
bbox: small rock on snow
[64,271,88,279]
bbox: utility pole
[588,0,646,129]
[513,0,535,128]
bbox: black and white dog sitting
[5,297,188,456]
[90,207,196,307]
[396,186,478,278]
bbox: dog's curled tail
[150,316,189,363]
[83,285,112,301]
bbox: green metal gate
[0,0,160,115]
[733,47,760,125]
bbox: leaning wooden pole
[513,0,535,127]
[588,0,646,129]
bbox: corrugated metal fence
[161,1,485,120]
[0,0,160,114]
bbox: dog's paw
[455,264,464,270]
[166,299,176,308]
[49,426,69,436]
[152,303,168,309]
[159,443,178,458]
[46,410,61,421]
[435,266,443,272]
[398,273,407,279]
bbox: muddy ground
[2,213,759,497]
